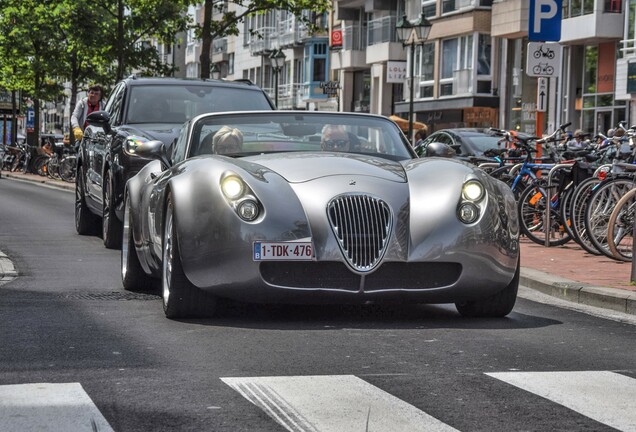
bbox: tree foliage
[193,0,332,79]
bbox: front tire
[75,165,99,235]
[162,194,216,319]
[121,194,155,291]
[455,258,519,318]
[103,169,123,249]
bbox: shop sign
[331,30,342,50]
[386,61,407,83]
[320,81,340,96]
[464,107,497,125]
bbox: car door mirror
[124,138,171,168]
[86,111,112,134]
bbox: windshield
[126,84,272,124]
[186,112,414,161]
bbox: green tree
[0,0,69,148]
[96,0,190,82]
[193,0,332,79]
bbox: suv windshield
[126,84,272,124]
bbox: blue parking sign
[26,107,35,129]
[529,0,562,42]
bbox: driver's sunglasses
[323,139,350,150]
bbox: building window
[440,35,473,96]
[416,42,435,98]
[563,0,595,17]
[228,53,234,75]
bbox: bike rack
[477,162,500,171]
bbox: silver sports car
[121,111,519,319]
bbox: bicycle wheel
[47,156,61,179]
[569,176,603,255]
[518,184,572,246]
[33,155,50,176]
[59,155,77,182]
[607,187,636,262]
[559,185,576,241]
[584,177,635,258]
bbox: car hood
[240,152,408,183]
[121,123,184,146]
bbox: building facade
[43,0,636,140]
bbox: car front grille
[260,262,462,290]
[327,194,392,272]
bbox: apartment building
[493,0,627,136]
[48,0,635,138]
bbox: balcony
[365,16,403,64]
[212,38,228,63]
[561,1,625,44]
[249,27,277,55]
[331,24,368,70]
[367,16,397,46]
[279,18,302,47]
[277,83,306,109]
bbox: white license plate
[253,242,313,261]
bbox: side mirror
[124,137,171,168]
[86,111,112,134]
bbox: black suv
[75,76,275,248]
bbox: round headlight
[462,180,484,201]
[237,199,259,221]
[221,176,245,199]
[458,202,479,224]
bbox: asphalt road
[0,177,635,432]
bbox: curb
[1,172,74,192]
[521,268,636,315]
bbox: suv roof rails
[230,78,254,86]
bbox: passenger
[321,124,352,152]
[212,126,243,154]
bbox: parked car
[415,128,505,162]
[121,111,520,319]
[75,76,275,249]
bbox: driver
[321,124,352,152]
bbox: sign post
[536,78,548,112]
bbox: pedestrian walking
[71,85,105,142]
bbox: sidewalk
[1,170,635,315]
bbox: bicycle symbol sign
[526,42,562,77]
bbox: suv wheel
[75,165,99,235]
[103,169,123,249]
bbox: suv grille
[327,194,392,272]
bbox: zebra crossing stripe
[0,382,113,432]
[486,371,636,431]
[221,375,459,432]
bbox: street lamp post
[269,49,286,107]
[396,12,431,143]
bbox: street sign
[537,77,548,112]
[529,0,562,41]
[526,42,562,77]
[26,107,34,129]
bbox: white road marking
[0,382,114,432]
[221,375,459,432]
[487,371,636,432]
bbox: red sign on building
[331,30,342,50]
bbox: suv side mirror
[124,138,171,169]
[86,111,112,134]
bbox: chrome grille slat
[328,194,392,272]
